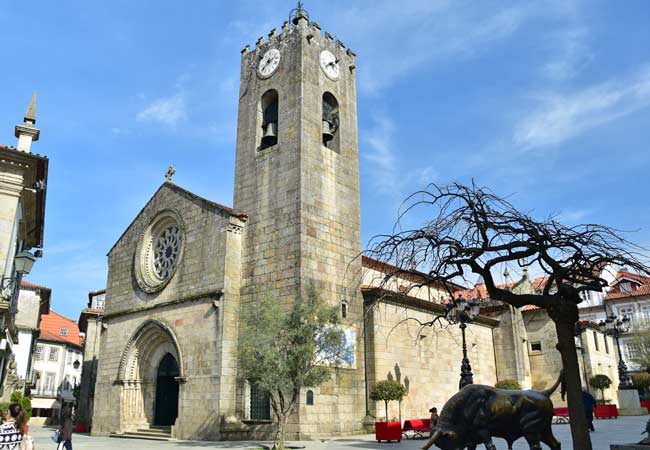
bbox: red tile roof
[39,311,83,348]
[20,280,51,291]
[605,271,650,300]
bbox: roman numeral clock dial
[257,48,281,79]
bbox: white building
[14,281,50,391]
[30,311,83,422]
[579,270,650,374]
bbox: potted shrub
[370,380,407,442]
[589,374,612,403]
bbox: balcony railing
[32,388,58,397]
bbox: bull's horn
[421,431,441,450]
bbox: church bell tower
[233,4,365,435]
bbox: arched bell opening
[322,92,340,152]
[259,89,279,150]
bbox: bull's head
[421,430,462,450]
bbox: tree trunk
[273,413,290,450]
[385,400,388,422]
[550,302,592,450]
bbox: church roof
[107,182,247,255]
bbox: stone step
[136,428,171,435]
[110,430,171,441]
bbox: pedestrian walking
[582,387,596,432]
[0,403,25,450]
[57,409,73,450]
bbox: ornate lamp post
[445,294,481,389]
[598,314,632,389]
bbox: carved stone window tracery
[135,211,184,293]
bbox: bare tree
[366,182,649,450]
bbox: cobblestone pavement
[28,416,648,450]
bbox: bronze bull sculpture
[423,373,564,450]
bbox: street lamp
[598,313,632,389]
[1,250,37,300]
[445,294,481,389]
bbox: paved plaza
[27,416,648,450]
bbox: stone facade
[88,8,624,443]
[92,183,245,439]
[523,308,619,406]
[364,295,498,421]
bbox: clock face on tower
[320,50,339,80]
[258,49,281,78]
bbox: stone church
[90,7,620,441]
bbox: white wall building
[30,311,83,421]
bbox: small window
[604,335,609,354]
[48,347,59,362]
[259,90,279,150]
[250,382,271,420]
[34,345,44,361]
[60,327,68,336]
[627,343,640,359]
[306,390,314,405]
[593,331,599,351]
[341,301,348,319]
[619,282,632,293]
[530,341,542,352]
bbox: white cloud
[513,65,650,150]
[542,27,593,82]
[333,1,558,95]
[136,93,187,127]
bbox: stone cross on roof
[165,165,176,183]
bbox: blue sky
[2,1,650,319]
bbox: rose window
[153,226,182,280]
[135,211,184,294]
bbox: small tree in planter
[370,380,407,422]
[495,379,521,390]
[589,374,611,403]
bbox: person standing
[57,409,73,450]
[429,407,438,438]
[582,387,597,432]
[0,403,24,450]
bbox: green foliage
[3,392,31,422]
[590,374,612,401]
[239,287,350,449]
[589,374,612,390]
[369,380,407,402]
[633,373,650,392]
[495,379,521,390]
[370,380,407,421]
[20,396,32,422]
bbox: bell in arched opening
[322,92,339,148]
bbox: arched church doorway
[118,320,184,432]
[154,353,179,426]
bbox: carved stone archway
[117,320,183,431]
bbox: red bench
[375,421,402,443]
[553,407,570,424]
[641,400,650,412]
[402,418,431,439]
[594,404,618,419]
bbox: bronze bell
[261,122,277,147]
[322,120,334,145]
